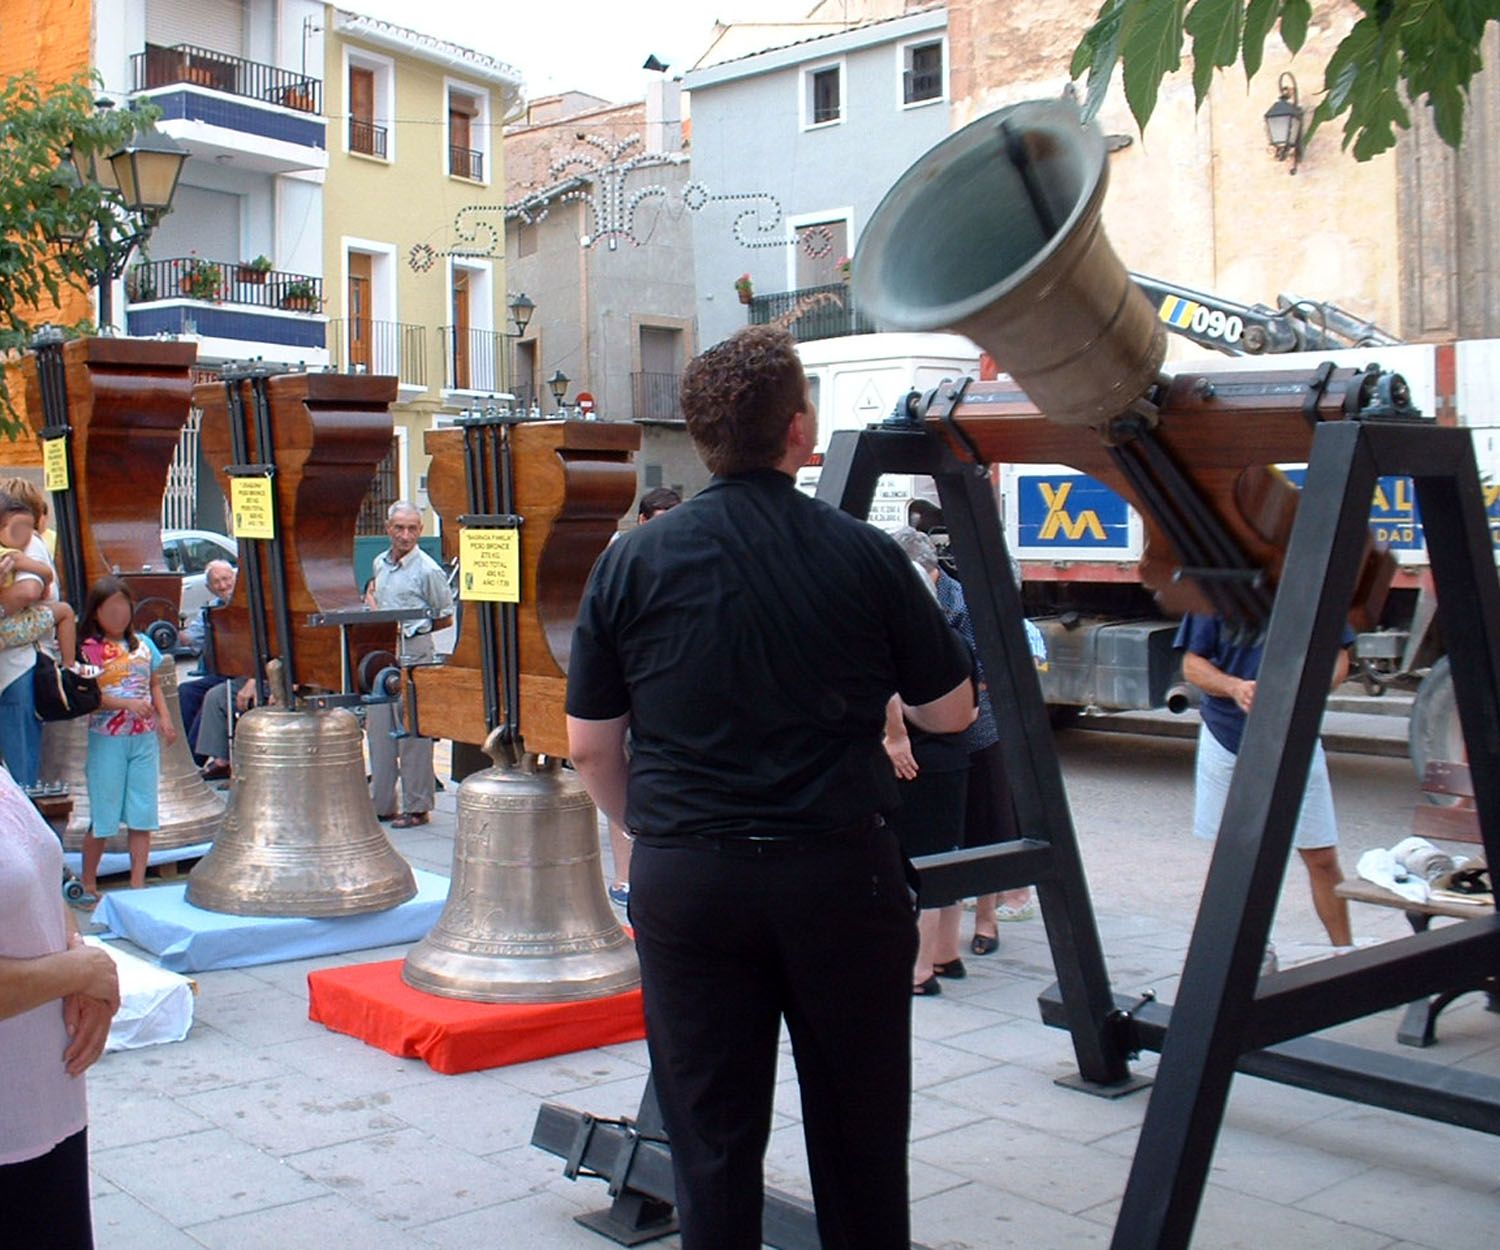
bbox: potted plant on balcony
[280,279,317,312]
[734,273,754,305]
[836,255,852,283]
[237,255,273,285]
[281,82,316,112]
[179,257,221,301]
[127,265,158,303]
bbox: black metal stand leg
[815,428,1144,1094]
[1111,421,1379,1250]
[572,1078,679,1246]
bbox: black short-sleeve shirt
[567,468,973,838]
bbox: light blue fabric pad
[92,869,449,972]
[63,841,213,879]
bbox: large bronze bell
[41,663,226,853]
[185,706,416,916]
[853,97,1165,426]
[403,752,639,1003]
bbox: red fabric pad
[307,959,646,1075]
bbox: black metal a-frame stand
[1102,417,1500,1249]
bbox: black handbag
[32,648,102,722]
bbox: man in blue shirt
[1176,613,1353,951]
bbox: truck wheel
[1409,657,1463,803]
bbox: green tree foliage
[0,73,159,429]
[1071,1,1500,161]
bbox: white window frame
[785,207,854,292]
[896,34,947,110]
[443,75,492,186]
[341,236,415,387]
[444,255,498,395]
[342,44,397,164]
[799,58,845,131]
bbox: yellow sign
[460,527,520,603]
[42,438,69,492]
[230,476,276,540]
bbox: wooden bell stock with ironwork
[853,98,1418,631]
[411,418,638,756]
[19,334,225,852]
[194,369,402,697]
[21,334,197,614]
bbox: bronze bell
[185,706,417,916]
[853,97,1165,426]
[41,663,226,853]
[403,751,639,1003]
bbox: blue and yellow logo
[1018,474,1129,550]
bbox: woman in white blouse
[0,764,120,1248]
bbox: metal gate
[161,404,203,531]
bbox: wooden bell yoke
[411,417,638,758]
[21,334,198,619]
[917,365,1405,630]
[194,370,403,701]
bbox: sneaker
[996,900,1036,923]
[608,883,630,907]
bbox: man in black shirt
[567,326,974,1250]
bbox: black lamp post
[547,368,570,412]
[1264,72,1304,175]
[68,125,189,330]
[506,292,535,404]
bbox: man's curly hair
[679,326,807,476]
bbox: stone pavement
[80,761,1499,1250]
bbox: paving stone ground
[78,732,1499,1250]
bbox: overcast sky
[345,0,815,106]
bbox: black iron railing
[441,326,509,393]
[632,371,681,420]
[747,282,875,344]
[131,43,322,114]
[350,118,388,158]
[126,258,324,312]
[329,318,428,388]
[449,145,484,180]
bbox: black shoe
[912,975,942,996]
[970,933,999,956]
[933,958,966,980]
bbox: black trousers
[0,1127,94,1250]
[630,824,919,1250]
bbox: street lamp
[1264,73,1304,175]
[506,293,535,406]
[508,293,535,335]
[547,368,570,411]
[66,123,189,330]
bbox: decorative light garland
[406,131,812,270]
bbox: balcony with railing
[441,327,511,394]
[449,145,484,180]
[124,257,326,355]
[350,118,389,159]
[328,319,429,389]
[632,371,682,421]
[747,282,876,344]
[129,43,325,170]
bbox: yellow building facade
[321,7,522,531]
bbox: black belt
[632,816,883,856]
